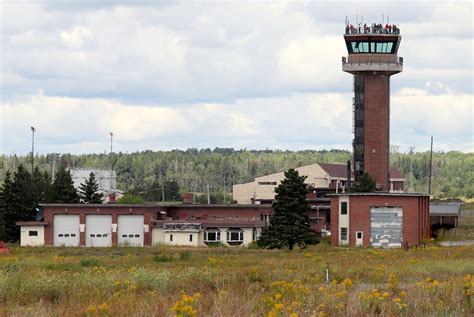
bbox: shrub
[80,258,103,267]
[152,254,174,263]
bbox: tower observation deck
[342,23,403,191]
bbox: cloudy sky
[1,0,472,155]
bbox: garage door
[54,215,80,247]
[370,207,403,248]
[118,215,144,247]
[86,215,112,247]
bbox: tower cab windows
[347,41,396,54]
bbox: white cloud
[60,26,93,48]
[0,1,472,154]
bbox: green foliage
[80,258,103,267]
[258,169,318,250]
[0,166,39,241]
[351,173,377,192]
[178,250,192,261]
[52,166,79,203]
[78,172,104,204]
[152,254,174,263]
[0,149,472,199]
[116,193,145,204]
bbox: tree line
[0,166,103,241]
[0,149,472,200]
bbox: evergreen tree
[78,172,104,204]
[351,172,377,192]
[32,167,53,204]
[52,166,79,203]
[3,166,37,241]
[0,171,13,241]
[257,169,318,250]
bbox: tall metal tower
[342,22,403,191]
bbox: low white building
[151,221,263,247]
[16,222,47,246]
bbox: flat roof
[328,192,429,197]
[39,203,271,209]
[16,221,48,226]
[430,203,461,216]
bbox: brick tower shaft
[342,23,403,191]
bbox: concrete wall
[233,163,330,204]
[20,226,45,246]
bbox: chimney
[182,192,193,204]
[108,192,116,204]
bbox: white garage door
[370,207,403,248]
[54,215,80,247]
[86,215,112,247]
[118,215,144,247]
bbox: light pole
[30,126,36,174]
[109,132,113,191]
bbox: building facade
[18,204,271,247]
[330,193,430,248]
[233,163,405,205]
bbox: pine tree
[78,172,104,204]
[351,172,377,192]
[52,166,79,203]
[3,166,37,241]
[257,169,318,250]
[0,171,13,241]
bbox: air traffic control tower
[342,23,403,191]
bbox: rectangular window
[341,202,348,215]
[58,234,64,237]
[65,234,70,237]
[170,234,173,242]
[134,234,140,238]
[189,234,193,242]
[258,181,277,185]
[29,231,38,236]
[341,227,348,241]
[357,231,363,239]
[71,234,76,237]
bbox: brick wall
[330,195,430,247]
[43,205,158,246]
[364,75,390,191]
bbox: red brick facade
[41,204,272,246]
[364,75,390,191]
[330,194,430,247]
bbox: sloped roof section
[319,163,352,178]
[389,167,405,179]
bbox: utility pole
[30,126,36,174]
[428,136,433,196]
[223,177,226,204]
[160,172,165,203]
[409,146,415,192]
[207,183,210,205]
[109,132,113,191]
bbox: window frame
[341,202,348,215]
[204,228,221,243]
[340,227,348,241]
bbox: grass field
[0,242,473,317]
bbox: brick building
[18,204,271,247]
[330,193,430,247]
